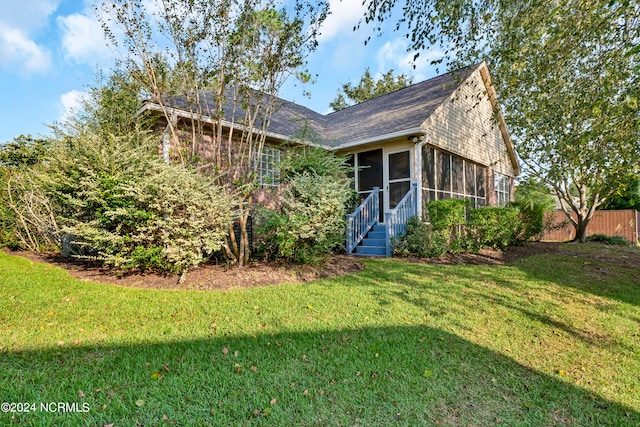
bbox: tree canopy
[96,0,328,264]
[364,0,640,242]
[329,68,413,111]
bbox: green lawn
[1,245,639,426]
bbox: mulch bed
[9,241,636,290]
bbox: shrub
[0,136,57,251]
[258,172,352,264]
[35,128,234,279]
[425,199,469,253]
[587,234,630,245]
[511,177,556,241]
[466,206,522,252]
[257,147,354,264]
[394,216,448,258]
[510,199,553,241]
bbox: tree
[363,0,640,242]
[329,68,413,111]
[96,0,328,265]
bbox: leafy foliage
[0,135,49,168]
[425,199,469,253]
[258,147,354,264]
[600,174,640,211]
[0,136,55,250]
[363,0,640,242]
[466,206,521,252]
[393,216,448,257]
[510,177,557,241]
[329,68,413,111]
[397,200,525,256]
[587,234,630,246]
[42,127,234,278]
[96,0,329,266]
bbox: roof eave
[478,62,521,176]
[330,127,426,151]
[139,102,324,148]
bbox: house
[140,61,520,256]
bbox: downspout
[414,133,428,221]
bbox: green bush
[0,136,57,250]
[258,172,352,264]
[466,206,522,252]
[587,234,630,245]
[425,198,469,253]
[511,177,556,241]
[31,128,234,279]
[257,147,354,264]
[510,199,552,241]
[394,216,448,258]
[397,201,526,258]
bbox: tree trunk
[573,215,590,243]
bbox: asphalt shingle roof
[158,63,481,148]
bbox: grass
[1,244,639,426]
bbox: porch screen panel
[437,152,451,200]
[389,151,410,180]
[357,149,383,192]
[421,145,487,208]
[389,181,411,209]
[465,163,476,196]
[452,156,464,194]
[476,167,486,207]
[422,146,436,190]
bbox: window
[421,145,486,208]
[494,173,510,207]
[257,145,281,186]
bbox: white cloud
[318,0,368,42]
[59,89,88,121]
[0,0,59,33]
[58,13,112,64]
[0,25,52,74]
[376,37,443,81]
[0,0,59,74]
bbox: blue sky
[0,0,442,143]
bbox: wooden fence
[540,210,639,244]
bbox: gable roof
[141,62,518,173]
[320,64,477,147]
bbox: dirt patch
[554,242,640,270]
[8,241,638,290]
[402,241,565,266]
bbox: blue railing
[346,187,379,254]
[385,183,418,256]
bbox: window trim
[256,145,281,187]
[494,172,510,207]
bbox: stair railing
[346,187,379,254]
[385,183,418,256]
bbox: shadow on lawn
[512,251,640,307]
[365,254,640,349]
[1,325,638,426]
